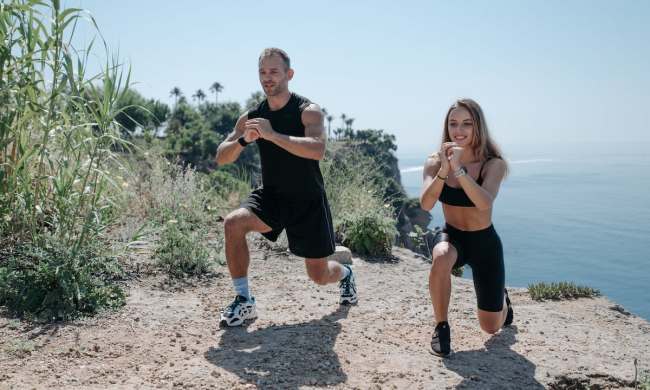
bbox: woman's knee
[430,243,457,275]
[478,311,503,334]
[305,260,329,285]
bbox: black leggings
[432,223,505,312]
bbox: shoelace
[226,297,246,313]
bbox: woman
[420,98,513,357]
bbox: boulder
[328,245,352,264]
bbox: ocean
[398,147,650,320]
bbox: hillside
[2,244,649,389]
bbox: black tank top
[247,93,325,196]
[439,158,494,207]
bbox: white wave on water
[399,158,553,174]
[400,166,425,173]
[510,158,554,164]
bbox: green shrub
[338,213,396,256]
[641,375,650,390]
[0,237,125,321]
[208,169,251,205]
[153,220,215,277]
[120,151,228,277]
[321,153,397,256]
[528,281,600,301]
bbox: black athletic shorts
[241,187,336,259]
[432,223,505,312]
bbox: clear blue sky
[71,0,650,156]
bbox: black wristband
[237,136,250,147]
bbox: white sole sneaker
[219,297,257,327]
[339,267,358,305]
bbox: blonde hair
[442,98,508,173]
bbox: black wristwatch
[237,136,250,147]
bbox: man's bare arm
[215,112,254,166]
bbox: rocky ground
[1,244,649,389]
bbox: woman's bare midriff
[442,204,493,231]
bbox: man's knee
[224,209,249,237]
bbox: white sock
[339,265,351,281]
[232,277,250,300]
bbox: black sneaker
[504,288,514,327]
[430,321,451,357]
[339,265,357,305]
[219,295,257,327]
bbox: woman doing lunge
[420,98,513,357]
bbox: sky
[70,0,650,157]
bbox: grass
[528,281,601,301]
[120,151,239,277]
[3,339,35,358]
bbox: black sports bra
[439,158,494,207]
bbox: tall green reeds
[0,0,132,319]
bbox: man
[215,48,357,327]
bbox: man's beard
[264,84,285,97]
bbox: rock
[328,245,352,264]
[610,304,631,316]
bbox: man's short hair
[258,48,291,70]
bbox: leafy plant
[0,237,125,321]
[528,282,600,301]
[338,213,396,256]
[153,220,214,277]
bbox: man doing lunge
[214,48,357,327]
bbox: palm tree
[170,87,182,108]
[320,108,331,138]
[345,118,355,131]
[326,115,333,138]
[209,82,223,104]
[192,89,206,106]
[340,113,347,135]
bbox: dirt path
[1,246,649,389]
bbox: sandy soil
[2,244,649,389]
